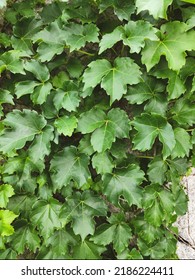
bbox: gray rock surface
[176,168,195,259]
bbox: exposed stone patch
[176,168,195,259]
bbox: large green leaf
[99,20,157,54]
[0,50,25,74]
[44,229,77,258]
[132,113,176,158]
[64,22,99,52]
[78,108,130,152]
[83,57,141,103]
[142,22,195,71]
[54,115,78,137]
[172,128,191,158]
[60,191,107,240]
[103,164,145,207]
[0,210,18,237]
[92,152,114,174]
[10,221,41,254]
[50,146,91,191]
[0,110,47,154]
[91,213,132,254]
[32,20,67,62]
[73,240,105,260]
[171,99,195,126]
[31,198,62,238]
[136,0,173,19]
[12,17,42,55]
[147,156,168,185]
[99,0,135,21]
[0,184,14,208]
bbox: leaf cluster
[0,0,194,259]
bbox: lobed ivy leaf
[142,22,195,71]
[92,152,114,175]
[83,57,141,103]
[0,50,25,74]
[73,240,105,260]
[0,110,47,154]
[50,146,91,191]
[99,0,135,21]
[0,89,14,117]
[132,113,176,158]
[31,198,62,238]
[136,0,173,19]
[9,221,41,254]
[64,23,99,52]
[0,184,14,208]
[78,107,130,152]
[91,213,132,254]
[0,210,18,237]
[32,20,67,62]
[172,128,191,159]
[44,229,77,258]
[103,164,145,207]
[60,191,107,240]
[171,99,195,126]
[147,156,168,185]
[12,17,42,55]
[54,115,78,137]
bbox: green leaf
[0,110,47,154]
[171,99,195,126]
[103,164,145,207]
[24,60,50,82]
[60,191,107,240]
[147,156,168,185]
[50,146,91,191]
[91,213,132,254]
[0,184,14,208]
[54,115,78,137]
[28,125,54,161]
[0,90,14,117]
[73,240,105,259]
[33,20,67,62]
[121,21,158,53]
[133,215,164,243]
[83,57,141,103]
[100,0,135,21]
[53,85,80,112]
[2,152,44,193]
[77,107,106,134]
[125,74,164,104]
[152,61,186,100]
[31,198,62,238]
[44,229,77,257]
[12,18,42,55]
[142,22,195,71]
[10,221,41,254]
[143,185,174,226]
[132,113,175,158]
[136,0,173,19]
[92,152,114,174]
[99,27,122,54]
[172,128,191,158]
[0,210,18,237]
[117,248,143,260]
[15,80,40,98]
[78,107,130,152]
[0,50,25,74]
[64,23,99,52]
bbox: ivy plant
[0,0,195,260]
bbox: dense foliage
[0,0,195,259]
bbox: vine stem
[136,155,154,159]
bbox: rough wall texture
[176,168,195,259]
